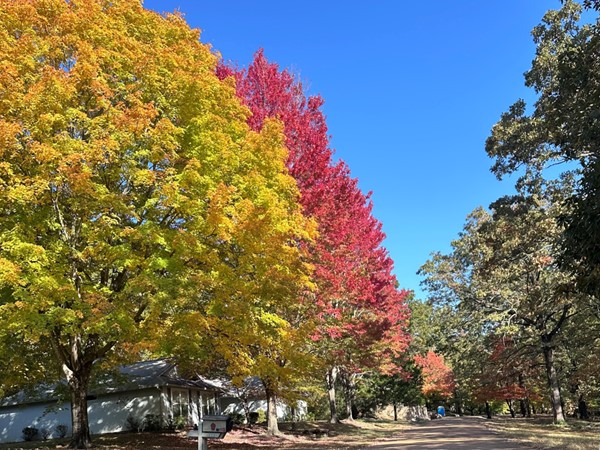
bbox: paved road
[364,416,531,450]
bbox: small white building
[214,376,308,421]
[0,359,221,444]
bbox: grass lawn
[485,415,600,450]
[0,420,409,450]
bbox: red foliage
[218,50,410,373]
[415,351,456,398]
[473,337,541,403]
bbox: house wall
[220,398,307,420]
[0,388,161,443]
[0,387,219,444]
[88,389,161,434]
[161,387,218,429]
[0,400,71,443]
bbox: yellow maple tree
[0,0,313,446]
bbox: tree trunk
[578,394,589,421]
[69,378,92,448]
[454,390,462,416]
[326,366,339,423]
[264,384,280,436]
[518,374,529,417]
[485,401,492,419]
[242,396,251,426]
[51,334,95,449]
[542,343,566,423]
[290,405,297,430]
[506,399,515,418]
[519,399,526,417]
[343,372,355,421]
[393,402,397,421]
[345,397,354,421]
[60,360,93,449]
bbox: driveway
[364,416,531,449]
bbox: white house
[211,376,308,421]
[0,359,221,444]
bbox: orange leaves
[206,183,236,241]
[0,1,318,402]
[0,258,22,287]
[415,351,456,399]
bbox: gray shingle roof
[0,359,221,407]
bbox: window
[171,389,189,421]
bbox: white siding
[0,389,161,444]
[160,387,170,425]
[221,398,307,420]
[0,387,217,444]
[190,391,200,426]
[0,401,71,443]
[88,389,160,434]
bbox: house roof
[199,375,266,399]
[0,359,222,408]
[96,359,221,393]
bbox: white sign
[201,421,227,433]
[201,432,223,439]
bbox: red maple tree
[415,350,456,400]
[473,337,541,417]
[218,50,411,422]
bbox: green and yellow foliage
[0,0,313,443]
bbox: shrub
[125,414,142,432]
[228,412,245,425]
[248,412,259,425]
[56,424,68,438]
[174,415,187,430]
[22,426,39,441]
[143,414,161,432]
[40,428,51,440]
[257,409,267,424]
[164,415,175,432]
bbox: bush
[40,428,51,441]
[174,415,187,430]
[228,412,245,425]
[56,424,68,438]
[257,409,266,424]
[125,414,142,432]
[143,414,161,432]
[22,426,39,441]
[248,412,259,425]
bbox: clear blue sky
[144,0,561,299]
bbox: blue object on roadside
[437,406,445,417]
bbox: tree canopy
[0,0,312,445]
[219,51,411,425]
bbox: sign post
[188,415,232,450]
[198,417,207,450]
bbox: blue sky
[145,0,562,299]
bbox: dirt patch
[0,420,409,450]
[485,415,600,450]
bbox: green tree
[421,181,579,423]
[354,363,423,420]
[485,0,600,293]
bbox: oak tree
[421,182,578,423]
[486,0,600,293]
